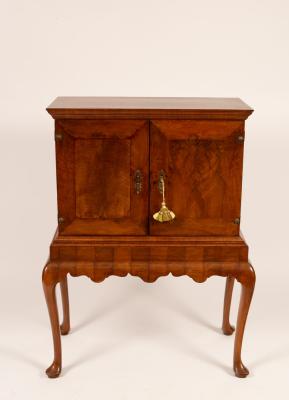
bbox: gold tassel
[153,202,175,222]
[153,176,176,223]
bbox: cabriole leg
[42,264,62,378]
[233,264,255,378]
[222,276,235,335]
[60,276,70,335]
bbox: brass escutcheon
[134,170,142,194]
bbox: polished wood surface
[149,120,244,235]
[222,276,235,335]
[42,266,61,378]
[60,277,70,335]
[49,233,248,266]
[234,270,255,377]
[47,97,253,120]
[55,119,149,235]
[43,97,255,378]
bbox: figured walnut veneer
[43,97,255,379]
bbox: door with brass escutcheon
[55,119,149,235]
[149,120,245,235]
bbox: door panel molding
[149,120,244,236]
[56,120,149,235]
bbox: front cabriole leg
[42,263,62,378]
[233,263,255,378]
[222,276,235,335]
[60,276,70,335]
[185,261,255,378]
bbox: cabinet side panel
[55,121,76,232]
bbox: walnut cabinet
[42,97,255,378]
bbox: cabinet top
[47,97,253,120]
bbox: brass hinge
[55,133,63,141]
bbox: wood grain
[75,138,131,219]
[149,120,244,235]
[55,119,149,235]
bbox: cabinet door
[56,120,148,235]
[149,120,245,235]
